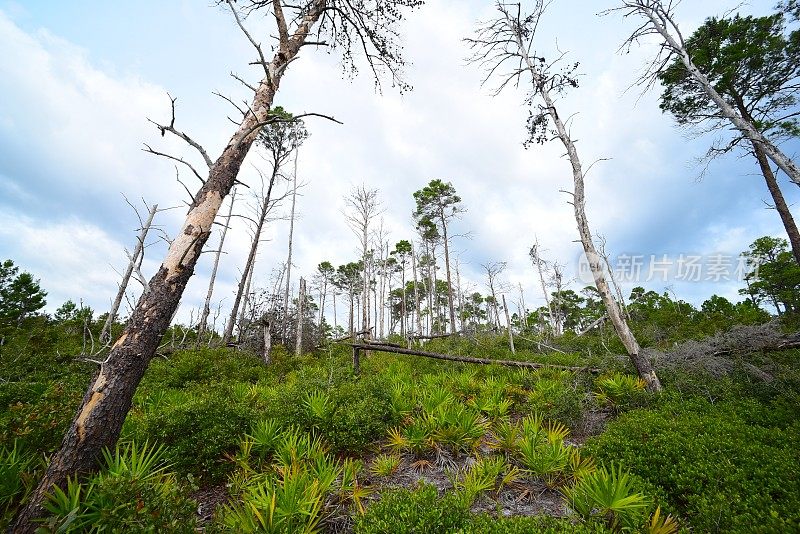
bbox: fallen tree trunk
[350,342,600,373]
[411,332,458,340]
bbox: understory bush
[123,385,257,481]
[586,396,800,533]
[353,483,614,534]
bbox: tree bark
[502,294,515,355]
[236,256,256,341]
[752,142,800,266]
[10,4,326,530]
[532,238,557,336]
[197,191,235,346]
[542,85,661,391]
[100,203,158,342]
[732,97,800,267]
[350,342,600,372]
[295,277,305,356]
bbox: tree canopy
[658,12,800,151]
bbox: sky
[0,0,797,327]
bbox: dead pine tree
[100,200,159,343]
[11,1,424,529]
[223,110,308,345]
[344,185,383,343]
[529,238,558,336]
[197,188,237,346]
[282,151,301,339]
[482,261,505,332]
[466,0,662,391]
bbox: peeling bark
[11,3,327,530]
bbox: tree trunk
[295,277,305,356]
[732,97,800,267]
[100,203,158,342]
[637,3,800,187]
[754,143,800,265]
[236,257,256,341]
[263,319,272,364]
[400,260,407,339]
[333,290,337,332]
[361,229,370,343]
[412,244,422,337]
[283,153,299,339]
[197,191,235,346]
[509,24,662,391]
[502,294,515,354]
[10,5,326,530]
[533,238,557,336]
[456,263,464,333]
[224,168,278,344]
[537,76,662,391]
[440,213,457,334]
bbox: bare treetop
[236,0,424,92]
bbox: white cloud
[1,0,797,331]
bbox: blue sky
[0,0,796,324]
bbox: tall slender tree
[223,107,308,344]
[390,239,412,338]
[344,186,382,341]
[197,191,236,345]
[413,179,463,334]
[12,1,423,528]
[467,0,662,391]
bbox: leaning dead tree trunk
[502,294,515,355]
[614,0,800,187]
[100,203,158,343]
[467,1,662,392]
[236,257,256,341]
[11,3,334,529]
[197,190,236,346]
[295,277,305,356]
[223,184,273,345]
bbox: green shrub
[354,482,613,534]
[526,374,584,428]
[353,483,470,533]
[461,514,613,534]
[0,381,85,456]
[586,396,800,532]
[124,385,256,481]
[593,373,648,413]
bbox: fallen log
[350,342,600,373]
[410,332,459,340]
